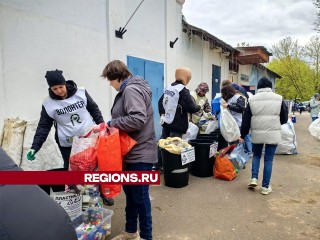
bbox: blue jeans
[251,144,277,188]
[244,134,252,155]
[312,117,318,122]
[123,162,153,240]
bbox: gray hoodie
[109,76,157,164]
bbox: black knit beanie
[45,69,66,87]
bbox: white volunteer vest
[43,88,94,147]
[162,84,185,124]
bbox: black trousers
[58,146,72,170]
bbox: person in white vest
[190,82,212,125]
[26,69,114,206]
[240,77,288,195]
[154,67,201,171]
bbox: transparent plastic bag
[182,122,199,141]
[229,144,250,171]
[69,130,98,171]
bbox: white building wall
[0,0,109,131]
[0,0,232,131]
[238,64,251,86]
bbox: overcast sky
[182,0,318,51]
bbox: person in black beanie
[26,69,114,206]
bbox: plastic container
[72,208,113,240]
[161,149,189,188]
[292,114,296,123]
[211,97,221,115]
[196,134,219,142]
[197,130,228,151]
[188,139,217,177]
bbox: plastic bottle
[88,186,103,208]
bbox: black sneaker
[100,194,114,206]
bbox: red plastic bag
[97,123,122,198]
[69,130,98,171]
[97,123,138,198]
[214,144,237,181]
[119,131,137,156]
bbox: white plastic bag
[275,120,297,154]
[309,118,320,141]
[182,122,199,141]
[220,107,240,142]
[204,120,218,134]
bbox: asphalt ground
[107,111,320,240]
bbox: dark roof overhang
[182,17,239,55]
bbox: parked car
[283,100,295,112]
[297,103,306,111]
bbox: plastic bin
[197,130,228,151]
[196,134,219,142]
[72,208,113,240]
[161,149,189,188]
[211,97,221,115]
[188,139,217,177]
[39,168,66,195]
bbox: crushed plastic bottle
[88,186,103,208]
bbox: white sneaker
[111,231,140,240]
[248,178,258,188]
[261,186,272,195]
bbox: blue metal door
[212,65,221,99]
[127,56,164,139]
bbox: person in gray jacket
[101,60,157,240]
[309,93,320,121]
[240,77,288,195]
[0,147,77,240]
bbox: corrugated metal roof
[182,16,238,54]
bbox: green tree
[271,36,302,59]
[269,37,314,100]
[302,35,320,92]
[268,58,314,100]
[313,0,320,32]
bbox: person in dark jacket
[220,84,245,127]
[155,67,201,171]
[221,80,252,154]
[101,60,157,240]
[26,69,113,206]
[0,147,77,240]
[240,77,288,195]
